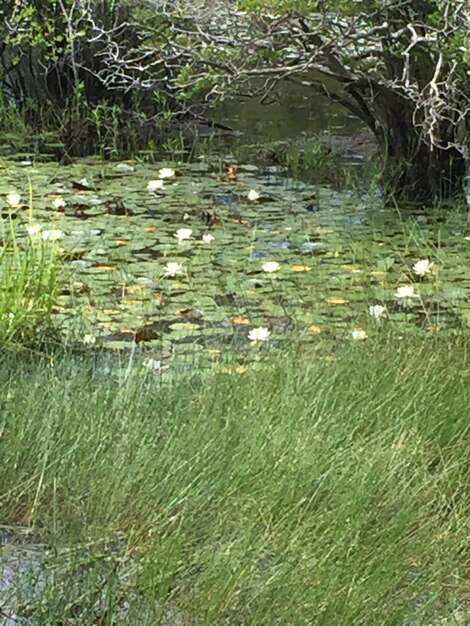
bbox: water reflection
[214,80,363,142]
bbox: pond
[0,83,468,369]
[0,143,470,369]
[214,79,364,143]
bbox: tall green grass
[0,215,61,346]
[0,337,469,624]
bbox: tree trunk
[382,140,467,205]
[365,87,468,205]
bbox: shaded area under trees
[164,0,470,204]
[0,0,469,205]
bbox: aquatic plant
[248,326,271,342]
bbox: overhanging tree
[165,0,470,204]
[1,0,468,202]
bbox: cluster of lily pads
[352,258,435,340]
[0,154,467,370]
[2,161,281,356]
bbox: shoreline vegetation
[0,336,469,624]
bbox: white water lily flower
[6,192,21,208]
[248,327,271,342]
[351,329,368,341]
[262,261,280,273]
[26,224,42,237]
[114,162,134,173]
[158,167,175,179]
[164,261,184,277]
[174,228,193,243]
[395,285,417,299]
[247,189,260,202]
[202,233,215,243]
[413,259,434,276]
[52,196,66,210]
[147,179,164,192]
[143,358,168,371]
[83,334,96,345]
[41,229,64,241]
[77,178,90,187]
[369,304,387,319]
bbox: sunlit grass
[0,214,62,346]
[0,335,469,624]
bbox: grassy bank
[0,336,469,624]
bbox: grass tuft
[0,215,61,347]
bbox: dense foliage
[0,1,186,154]
[0,0,468,202]
[168,0,470,202]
